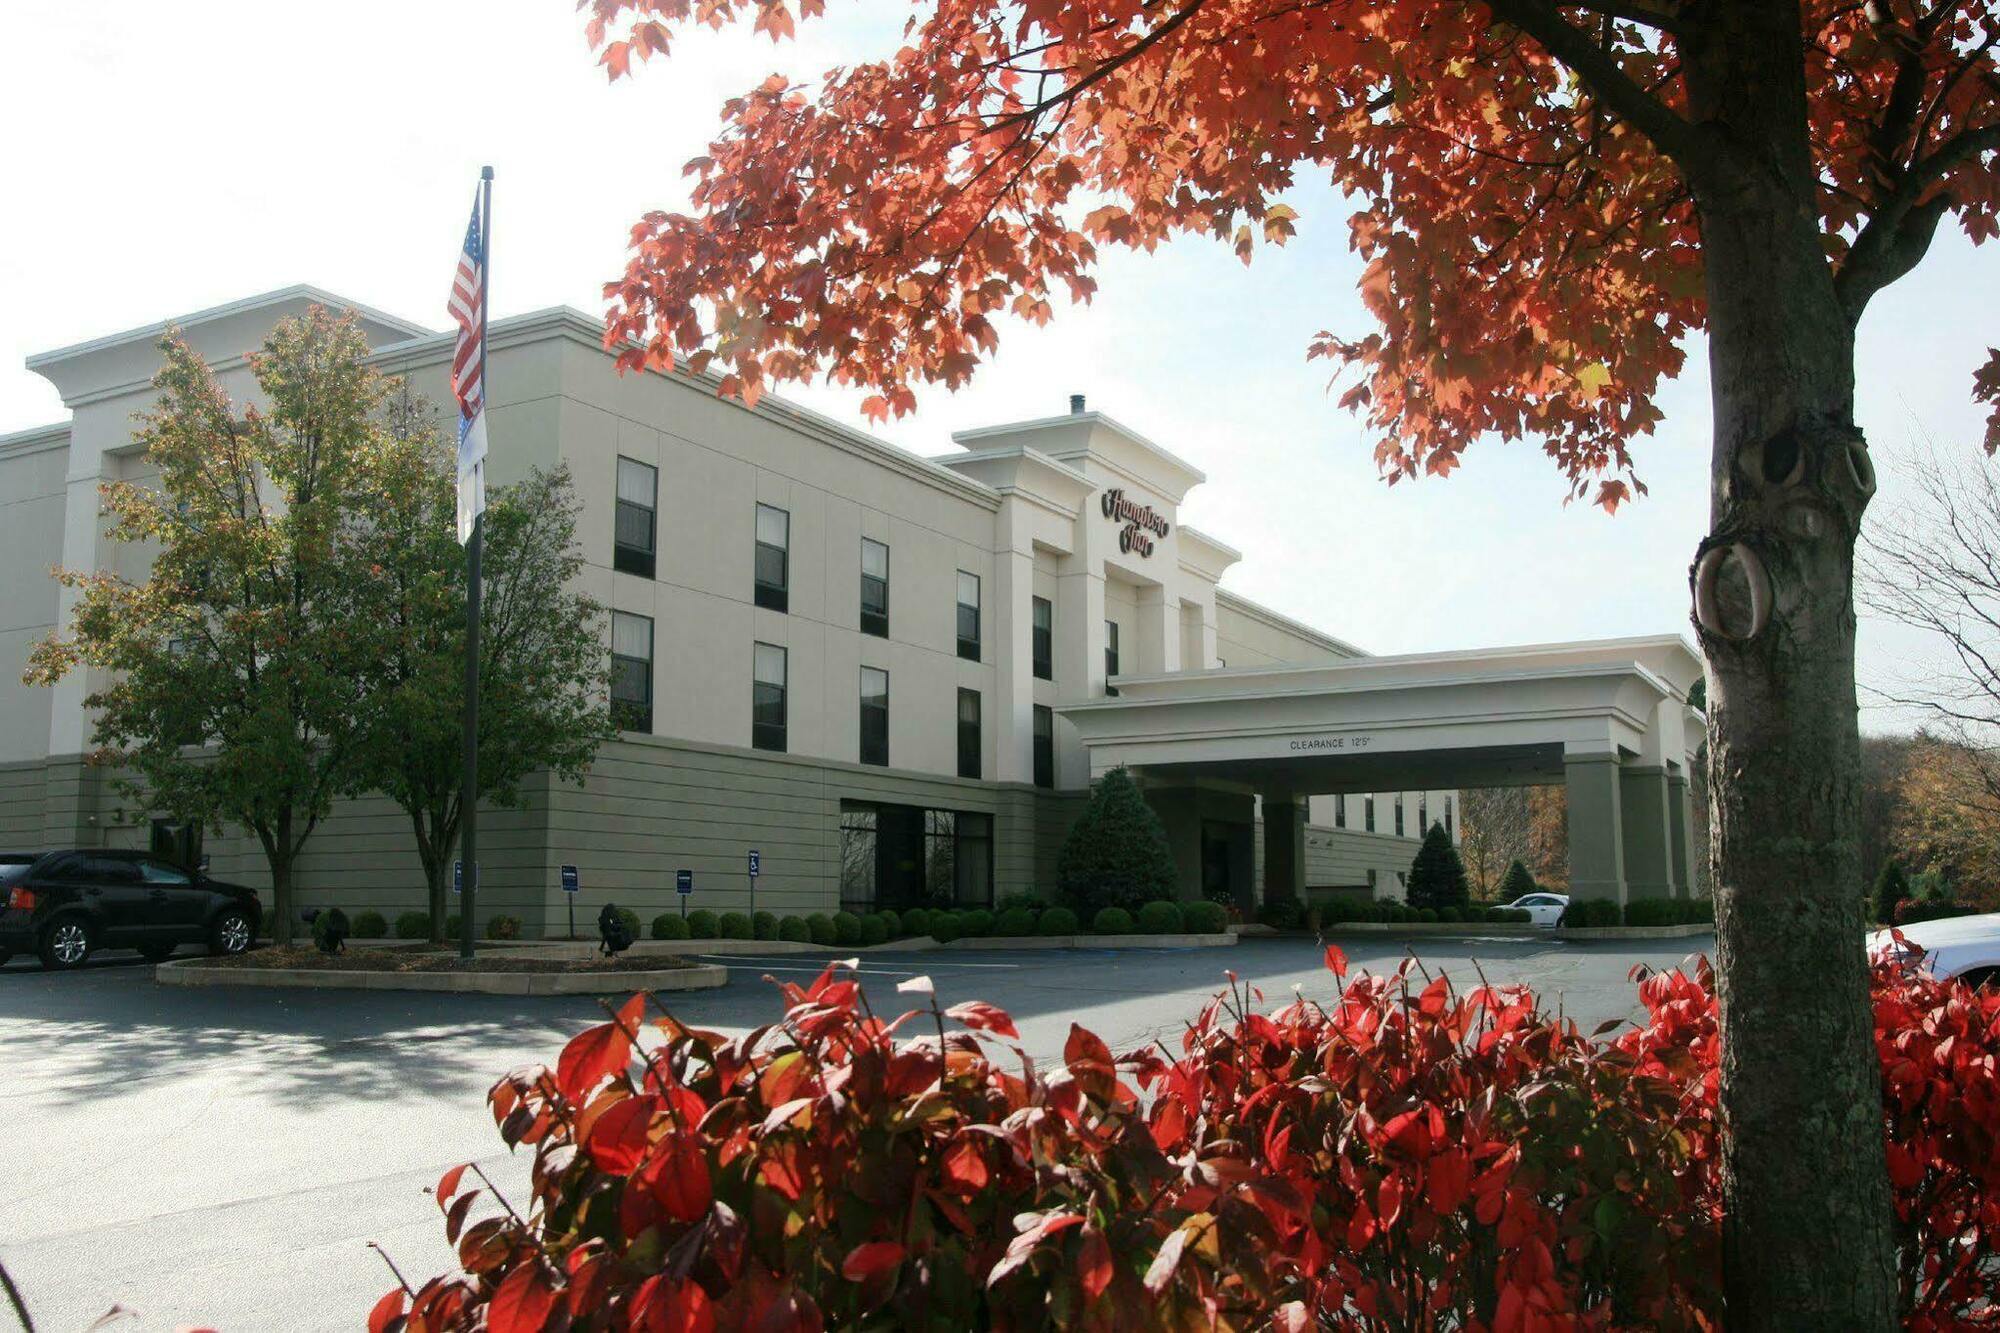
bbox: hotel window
[1334,796,1347,829]
[1394,794,1406,837]
[925,810,994,908]
[1032,705,1054,788]
[1104,619,1120,696]
[1419,796,1429,833]
[860,667,889,766]
[1445,796,1455,837]
[956,571,981,661]
[860,538,889,637]
[754,503,789,612]
[610,612,654,733]
[957,689,981,780]
[1364,795,1377,833]
[752,642,787,752]
[1031,596,1053,680]
[614,457,657,578]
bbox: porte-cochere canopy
[1058,636,1704,907]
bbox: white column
[991,498,1035,784]
[47,439,112,757]
[1135,583,1181,675]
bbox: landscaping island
[156,946,728,996]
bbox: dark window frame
[1032,705,1055,789]
[1394,794,1405,837]
[860,537,889,638]
[1031,596,1053,680]
[860,666,890,767]
[754,503,790,612]
[956,688,981,780]
[610,611,655,733]
[1334,797,1347,829]
[955,571,981,661]
[752,641,788,752]
[614,456,658,578]
[1104,619,1120,696]
[1364,794,1377,833]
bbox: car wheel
[208,909,253,956]
[138,941,178,963]
[39,917,93,970]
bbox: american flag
[448,187,488,544]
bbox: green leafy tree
[1056,766,1177,916]
[1498,859,1538,902]
[26,309,389,943]
[338,399,616,943]
[1406,823,1472,912]
[1870,861,1908,926]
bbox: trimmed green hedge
[349,910,387,938]
[652,913,690,940]
[1563,899,1621,928]
[876,908,902,938]
[860,914,889,946]
[486,915,522,940]
[959,909,994,938]
[1183,900,1227,934]
[903,908,934,938]
[807,914,836,946]
[686,909,719,940]
[995,908,1037,937]
[778,915,812,943]
[930,911,963,944]
[752,910,779,941]
[1038,907,1080,936]
[1092,907,1134,935]
[1137,900,1185,934]
[833,911,865,946]
[395,910,430,940]
[718,911,754,940]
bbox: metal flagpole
[460,164,493,962]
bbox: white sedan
[1868,912,2000,988]
[1505,892,1571,927]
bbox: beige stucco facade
[1,287,1455,935]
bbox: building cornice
[25,285,431,371]
[0,422,70,461]
[375,306,1004,513]
[1215,588,1369,660]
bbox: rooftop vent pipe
[1070,393,1086,414]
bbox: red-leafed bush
[373,939,2000,1331]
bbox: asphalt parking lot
[0,932,1713,1331]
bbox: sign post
[561,863,580,939]
[676,868,692,919]
[747,849,760,919]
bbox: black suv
[0,850,262,970]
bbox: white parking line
[688,956,1022,973]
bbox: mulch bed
[185,946,693,975]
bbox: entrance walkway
[1058,636,1704,908]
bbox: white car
[1506,892,1571,927]
[1868,912,2000,988]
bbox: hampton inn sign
[1101,487,1171,557]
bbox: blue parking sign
[676,869,693,896]
[560,864,580,894]
[748,849,760,878]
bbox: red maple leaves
[578,1,1997,512]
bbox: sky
[2,0,1992,733]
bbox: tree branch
[1481,0,1715,176]
[1566,0,1689,35]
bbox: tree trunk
[268,829,296,947]
[1685,18,1897,1322]
[411,806,453,945]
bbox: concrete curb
[935,932,1233,950]
[1320,922,1713,942]
[155,957,729,996]
[1558,923,1714,941]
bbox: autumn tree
[1887,733,2000,895]
[26,311,385,944]
[580,0,2000,1319]
[1456,786,1535,896]
[338,397,616,943]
